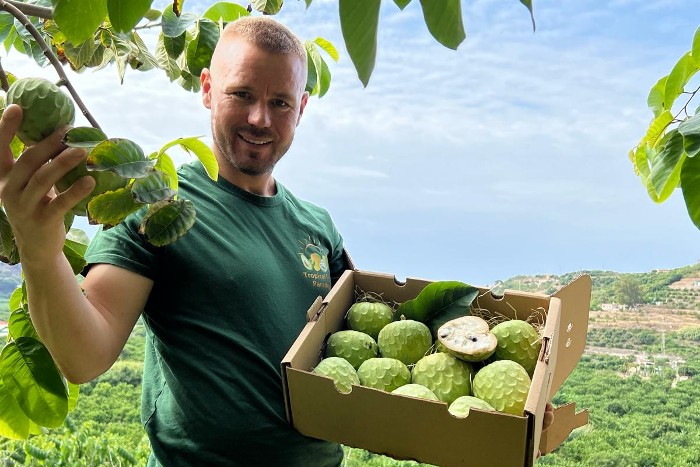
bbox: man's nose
[248,101,271,127]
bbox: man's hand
[0,104,94,264]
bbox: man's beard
[212,124,289,176]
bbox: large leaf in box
[396,281,478,336]
[139,199,196,246]
[132,171,176,204]
[0,381,37,440]
[8,305,39,341]
[63,127,108,148]
[0,337,68,428]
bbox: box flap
[549,274,592,398]
[539,403,589,454]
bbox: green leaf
[395,281,478,337]
[418,0,465,50]
[107,0,154,33]
[678,114,700,158]
[185,19,220,77]
[8,286,25,314]
[87,138,154,179]
[67,380,80,411]
[66,228,91,247]
[144,8,162,21]
[650,130,685,202]
[63,127,108,148]
[305,50,318,95]
[305,41,331,97]
[62,240,87,275]
[647,76,667,118]
[139,199,196,246]
[62,39,98,70]
[86,187,141,227]
[161,6,197,37]
[129,31,159,71]
[1,337,68,428]
[155,153,178,191]
[519,0,536,31]
[393,0,412,10]
[681,149,700,230]
[639,110,673,150]
[158,136,218,181]
[313,37,339,62]
[0,12,16,43]
[664,52,699,109]
[156,33,183,80]
[163,31,186,59]
[0,208,19,265]
[203,2,249,22]
[8,305,39,341]
[339,0,380,87]
[131,171,176,204]
[251,0,283,15]
[0,381,32,440]
[692,26,700,66]
[53,0,107,45]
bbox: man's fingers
[49,175,95,214]
[23,147,87,205]
[0,104,23,169]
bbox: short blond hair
[219,16,307,67]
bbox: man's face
[201,39,308,178]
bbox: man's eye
[272,99,289,108]
[231,91,249,99]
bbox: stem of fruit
[0,0,101,130]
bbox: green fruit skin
[411,352,473,404]
[324,330,378,370]
[54,159,129,217]
[491,320,542,376]
[6,77,75,145]
[346,301,394,340]
[377,319,433,366]
[472,360,531,415]
[448,396,495,417]
[357,357,411,392]
[391,383,439,401]
[312,357,359,394]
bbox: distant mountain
[0,262,21,297]
[496,262,700,311]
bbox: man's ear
[201,68,212,109]
[296,91,309,126]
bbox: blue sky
[5,0,700,286]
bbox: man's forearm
[23,253,121,384]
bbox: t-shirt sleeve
[83,209,159,280]
[326,217,349,285]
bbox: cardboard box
[281,270,591,467]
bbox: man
[0,17,348,466]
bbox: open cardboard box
[281,270,592,467]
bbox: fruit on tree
[5,77,75,145]
[356,357,411,392]
[472,360,531,415]
[448,396,495,417]
[312,357,359,394]
[391,383,439,401]
[346,301,394,340]
[324,330,378,369]
[490,319,542,376]
[377,319,433,366]
[411,352,473,404]
[437,315,498,362]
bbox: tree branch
[2,0,52,20]
[0,0,100,130]
[0,57,10,92]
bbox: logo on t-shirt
[299,238,331,290]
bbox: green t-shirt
[85,161,348,466]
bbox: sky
[4,0,700,286]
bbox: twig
[0,57,10,92]
[0,0,101,130]
[3,0,51,20]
